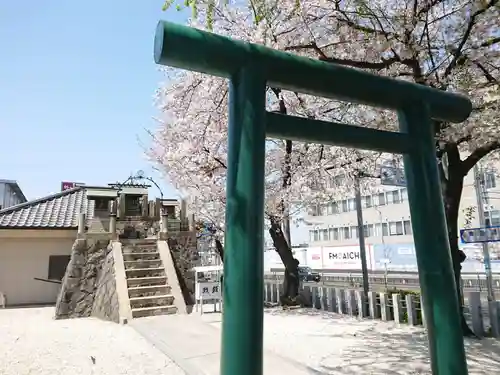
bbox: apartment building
[305,166,500,250]
[0,179,27,210]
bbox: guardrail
[263,281,497,338]
[265,270,500,292]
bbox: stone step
[132,305,178,318]
[122,245,158,254]
[129,294,175,309]
[127,276,167,288]
[121,238,157,246]
[128,285,172,298]
[126,267,165,278]
[124,259,163,269]
[122,252,160,261]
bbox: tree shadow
[264,308,500,374]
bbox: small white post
[468,292,484,336]
[406,294,417,326]
[327,288,337,312]
[346,290,356,316]
[356,290,366,318]
[320,287,328,311]
[380,293,390,321]
[336,288,345,314]
[368,291,380,319]
[393,294,402,324]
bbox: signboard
[195,281,222,300]
[61,181,85,191]
[322,245,373,270]
[380,166,406,187]
[372,243,417,272]
[306,247,324,269]
[460,226,500,244]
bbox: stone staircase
[121,238,178,318]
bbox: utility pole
[354,176,370,308]
[473,165,498,335]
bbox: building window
[328,228,334,240]
[489,210,500,226]
[378,193,386,205]
[333,228,339,240]
[322,229,329,241]
[364,224,374,237]
[392,190,401,204]
[48,255,71,281]
[308,205,319,216]
[350,226,358,239]
[326,203,333,215]
[348,198,356,211]
[401,188,408,201]
[341,200,348,212]
[382,222,389,236]
[404,220,412,235]
[332,202,339,214]
[389,221,404,236]
[484,171,496,189]
[343,226,350,239]
[313,230,319,241]
[364,196,372,208]
[386,191,393,205]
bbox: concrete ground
[2,306,500,374]
[133,308,500,375]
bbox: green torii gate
[154,21,471,375]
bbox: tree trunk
[443,155,477,337]
[269,217,301,306]
[215,238,224,262]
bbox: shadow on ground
[264,307,500,375]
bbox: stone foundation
[167,232,198,305]
[55,238,119,322]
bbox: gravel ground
[0,307,186,375]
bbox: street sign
[380,166,406,187]
[460,226,500,244]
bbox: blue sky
[0,1,186,200]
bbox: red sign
[312,254,320,260]
[61,182,84,191]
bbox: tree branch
[285,42,402,70]
[462,141,500,175]
[443,0,499,78]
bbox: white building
[0,179,27,210]
[302,165,500,272]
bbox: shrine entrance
[153,20,472,375]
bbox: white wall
[0,236,74,306]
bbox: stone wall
[168,232,198,306]
[91,250,119,322]
[55,238,118,322]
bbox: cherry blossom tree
[150,0,499,325]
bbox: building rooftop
[0,179,27,204]
[0,186,94,229]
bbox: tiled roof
[0,187,95,229]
